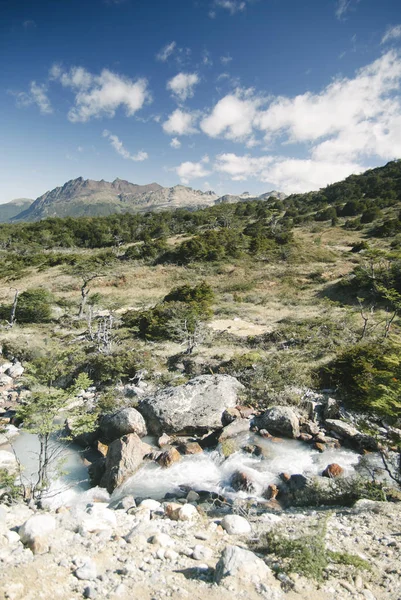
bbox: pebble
[220,515,251,535]
[192,545,213,561]
[74,558,98,581]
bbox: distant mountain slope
[0,198,33,223]
[9,177,287,222]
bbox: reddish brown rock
[156,447,181,468]
[158,433,172,448]
[322,463,344,478]
[96,440,108,457]
[177,441,203,455]
[258,429,272,438]
[298,433,313,443]
[236,405,256,418]
[230,470,255,492]
[264,484,279,500]
[314,442,326,453]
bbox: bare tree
[78,273,102,319]
[8,288,19,327]
[169,316,209,355]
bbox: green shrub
[85,349,151,384]
[123,282,214,342]
[253,517,371,582]
[16,288,54,323]
[320,341,401,417]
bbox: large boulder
[99,407,147,443]
[100,433,151,493]
[256,406,300,439]
[215,545,282,597]
[137,375,245,436]
[324,419,359,439]
[19,514,56,554]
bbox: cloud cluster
[170,137,181,149]
[201,92,264,140]
[162,109,198,135]
[335,0,359,20]
[51,65,151,122]
[195,51,401,189]
[174,156,211,184]
[14,82,53,115]
[167,72,199,102]
[103,130,148,161]
[382,25,401,45]
[156,41,177,62]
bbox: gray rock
[100,407,147,442]
[138,374,244,435]
[0,450,18,474]
[256,406,300,439]
[192,544,213,561]
[218,418,250,441]
[6,363,24,378]
[100,433,152,493]
[75,558,97,581]
[323,397,340,420]
[220,515,251,535]
[19,514,56,554]
[325,419,359,439]
[214,545,275,584]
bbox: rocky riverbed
[1,368,401,599]
[0,494,400,600]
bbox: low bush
[320,341,401,418]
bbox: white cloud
[202,50,213,66]
[200,91,264,140]
[170,137,181,149]
[51,65,151,122]
[220,54,233,65]
[214,0,246,15]
[162,109,198,135]
[156,41,177,62]
[167,72,200,102]
[215,153,274,180]
[255,50,401,162]
[214,152,364,192]
[382,25,401,45]
[260,158,365,193]
[335,0,358,19]
[22,20,36,29]
[14,81,53,115]
[103,130,148,161]
[174,156,211,184]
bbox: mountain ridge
[7,177,286,223]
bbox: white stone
[139,499,163,511]
[75,558,97,581]
[164,548,179,561]
[78,504,117,535]
[192,544,213,561]
[150,533,175,547]
[178,504,198,521]
[19,514,56,553]
[6,530,21,544]
[220,515,251,535]
[6,363,24,378]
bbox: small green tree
[17,372,96,500]
[15,288,53,323]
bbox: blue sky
[1,0,401,202]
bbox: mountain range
[0,178,286,223]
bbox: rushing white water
[4,429,380,507]
[113,433,361,502]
